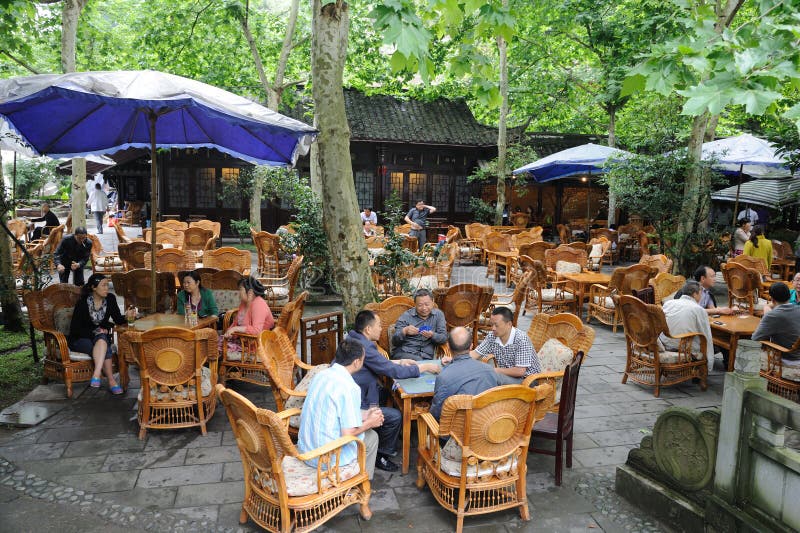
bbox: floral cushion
[592,296,615,308]
[760,353,800,382]
[540,289,575,302]
[459,246,481,255]
[54,308,73,336]
[589,243,603,259]
[439,438,517,480]
[139,366,213,401]
[555,261,581,274]
[367,248,386,258]
[287,364,330,428]
[408,275,438,291]
[492,301,516,314]
[213,290,240,312]
[537,339,573,373]
[278,455,361,497]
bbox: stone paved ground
[0,227,728,531]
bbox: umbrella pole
[149,113,158,312]
[732,164,743,227]
[586,171,591,237]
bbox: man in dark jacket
[54,226,92,286]
[29,202,60,240]
[349,309,440,472]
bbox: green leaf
[390,51,408,73]
[731,88,782,116]
[784,102,800,120]
[620,73,646,97]
[463,0,485,14]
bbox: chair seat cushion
[438,438,517,479]
[69,351,92,361]
[592,296,615,308]
[367,248,386,258]
[761,353,800,382]
[212,290,241,312]
[287,364,330,428]
[54,308,73,336]
[589,243,603,259]
[540,289,575,302]
[537,338,573,373]
[555,261,582,274]
[279,455,361,497]
[408,275,438,291]
[140,366,213,401]
[459,246,481,255]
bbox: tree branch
[177,0,214,58]
[0,50,40,74]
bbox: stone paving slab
[0,260,732,531]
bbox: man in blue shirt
[298,339,384,479]
[404,200,437,251]
[350,309,440,472]
[392,289,448,360]
[430,327,498,420]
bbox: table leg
[727,335,739,372]
[494,255,500,283]
[401,396,411,475]
[506,257,513,288]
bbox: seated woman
[221,276,275,353]
[177,271,219,319]
[68,273,134,394]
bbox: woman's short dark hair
[82,273,106,296]
[335,339,365,366]
[182,270,202,287]
[738,217,750,226]
[238,276,266,298]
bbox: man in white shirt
[86,182,109,234]
[737,206,758,226]
[660,281,715,370]
[360,207,377,225]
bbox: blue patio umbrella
[512,143,632,183]
[0,70,318,309]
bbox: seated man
[693,265,733,315]
[392,289,447,361]
[28,202,60,241]
[430,327,498,420]
[361,207,377,225]
[349,310,440,472]
[661,281,715,370]
[54,227,92,286]
[298,339,384,480]
[752,282,800,360]
[470,307,541,385]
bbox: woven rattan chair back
[510,212,530,227]
[200,269,243,290]
[519,241,554,263]
[276,291,309,346]
[40,224,65,254]
[365,236,385,249]
[649,272,685,305]
[111,269,176,313]
[143,226,184,248]
[156,220,188,232]
[183,227,214,253]
[259,328,302,411]
[483,231,512,253]
[364,296,414,353]
[204,247,251,274]
[527,313,595,356]
[613,263,657,295]
[463,223,488,240]
[544,245,587,271]
[434,283,494,330]
[25,284,81,332]
[189,220,221,239]
[8,219,27,240]
[730,254,769,277]
[590,228,617,243]
[722,262,761,309]
[639,254,673,274]
[617,295,669,350]
[118,241,156,271]
[144,249,195,274]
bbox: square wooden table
[116,313,218,389]
[486,250,518,287]
[558,271,612,319]
[709,314,761,371]
[391,360,442,475]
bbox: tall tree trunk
[0,151,24,331]
[241,0,300,231]
[62,0,87,231]
[606,105,617,226]
[311,0,374,324]
[494,15,509,226]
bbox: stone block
[101,448,188,471]
[59,471,138,492]
[20,456,105,478]
[174,480,244,506]
[0,442,67,461]
[143,431,222,451]
[222,461,244,481]
[750,454,785,519]
[137,463,223,488]
[172,504,219,522]
[573,445,632,468]
[184,445,240,465]
[62,437,145,457]
[102,486,178,509]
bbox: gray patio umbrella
[0,70,318,310]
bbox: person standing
[743,226,773,270]
[87,182,109,234]
[732,218,751,256]
[54,227,92,286]
[28,202,60,241]
[738,206,758,226]
[404,200,436,251]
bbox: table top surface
[559,272,612,284]
[118,313,217,332]
[709,314,761,334]
[394,360,443,396]
[488,250,519,258]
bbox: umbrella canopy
[0,70,318,310]
[701,133,790,179]
[512,143,632,183]
[711,176,800,209]
[0,70,317,165]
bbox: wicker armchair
[618,295,708,397]
[189,220,221,240]
[617,224,640,261]
[217,385,372,532]
[199,269,243,316]
[477,270,533,335]
[114,222,140,244]
[86,234,124,275]
[586,237,611,271]
[510,212,530,227]
[518,241,555,263]
[27,223,64,273]
[252,229,290,277]
[587,264,656,332]
[143,226,185,249]
[204,246,251,276]
[511,233,539,249]
[524,259,577,315]
[143,248,196,275]
[639,254,673,274]
[24,284,121,397]
[396,223,413,235]
[435,243,458,288]
[13,242,44,293]
[721,262,765,315]
[183,227,215,256]
[128,326,218,439]
[483,231,513,279]
[556,224,571,244]
[433,284,494,345]
[544,245,587,275]
[8,218,27,242]
[258,254,303,316]
[730,254,769,277]
[461,223,490,264]
[275,291,309,346]
[649,272,686,305]
[157,220,188,231]
[416,384,553,533]
[111,269,177,314]
[364,296,414,355]
[118,241,159,271]
[760,338,800,402]
[119,201,143,227]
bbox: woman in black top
[68,273,135,394]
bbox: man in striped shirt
[470,307,541,384]
[298,339,383,479]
